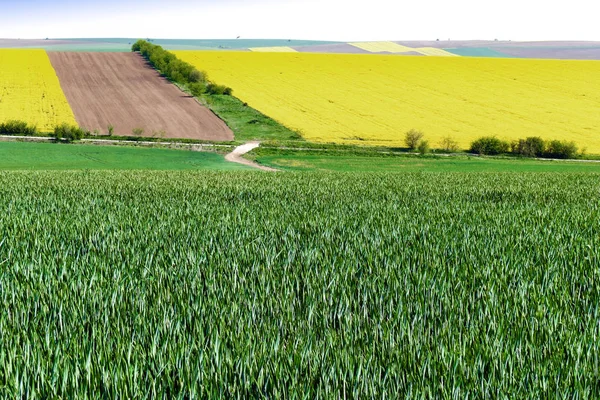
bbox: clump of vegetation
[404,129,425,150]
[132,40,232,96]
[511,136,546,157]
[439,136,460,152]
[417,139,430,155]
[0,120,38,135]
[470,136,510,155]
[54,123,86,142]
[152,129,167,139]
[132,127,145,137]
[472,136,580,159]
[544,139,579,159]
[205,83,233,96]
[107,124,115,136]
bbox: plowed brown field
[48,52,233,140]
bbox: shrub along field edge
[131,40,302,142]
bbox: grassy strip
[0,141,247,170]
[199,94,302,142]
[251,147,600,173]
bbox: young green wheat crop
[0,171,598,398]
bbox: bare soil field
[48,52,233,140]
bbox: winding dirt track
[225,142,277,171]
[48,52,233,140]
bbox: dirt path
[225,142,278,171]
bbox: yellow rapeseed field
[175,51,600,152]
[0,49,76,131]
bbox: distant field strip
[349,42,458,56]
[175,52,600,152]
[0,49,76,131]
[249,46,297,52]
[414,47,459,56]
[349,41,415,53]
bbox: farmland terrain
[251,149,600,172]
[3,38,600,60]
[0,171,598,397]
[0,49,76,131]
[48,52,233,140]
[176,51,600,152]
[0,141,247,170]
[1,36,600,398]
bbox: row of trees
[405,130,581,159]
[471,136,579,159]
[131,40,232,96]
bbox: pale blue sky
[1,0,599,41]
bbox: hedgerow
[471,136,580,159]
[132,40,232,96]
[0,120,38,135]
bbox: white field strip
[349,41,415,53]
[249,46,297,53]
[415,47,459,56]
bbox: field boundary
[0,135,234,152]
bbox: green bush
[0,120,38,135]
[188,69,207,84]
[511,137,546,157]
[205,83,233,96]
[405,129,424,150]
[417,139,430,155]
[54,124,86,142]
[470,136,510,155]
[188,82,206,97]
[544,140,578,159]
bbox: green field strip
[445,47,511,57]
[255,152,600,173]
[0,142,250,170]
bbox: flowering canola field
[175,51,600,152]
[0,49,76,131]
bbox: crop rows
[0,171,599,397]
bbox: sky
[1,0,599,41]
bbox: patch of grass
[201,94,302,142]
[253,149,600,172]
[0,142,249,170]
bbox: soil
[48,52,233,140]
